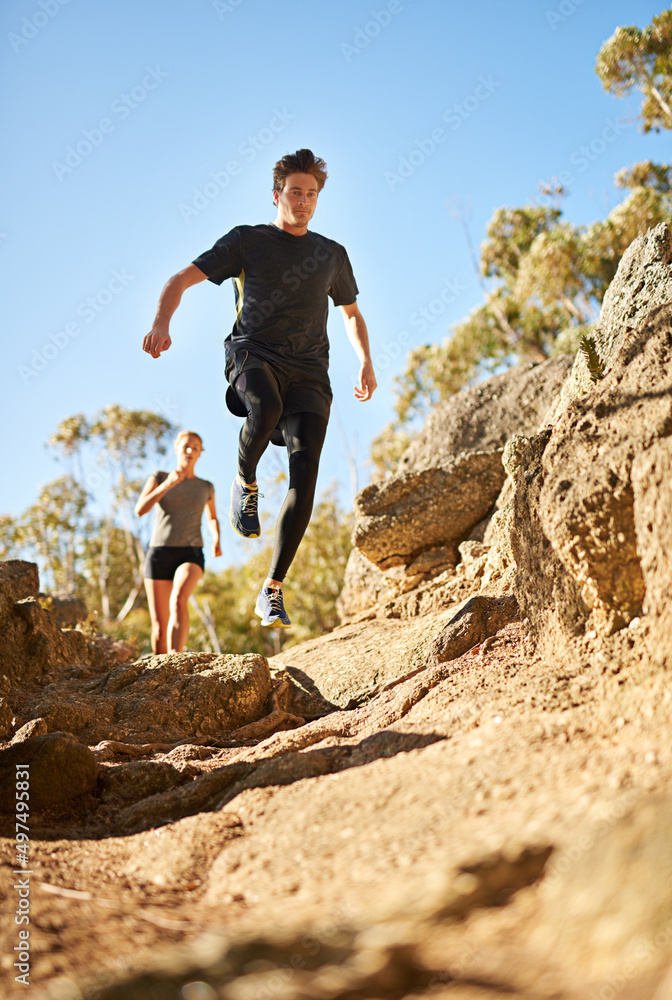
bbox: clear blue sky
[2,0,669,566]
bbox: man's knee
[289,449,320,487]
[254,403,283,437]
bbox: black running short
[225,350,332,423]
[144,546,204,580]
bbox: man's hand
[340,302,376,402]
[354,359,377,401]
[143,325,172,358]
[213,540,222,558]
[143,267,208,358]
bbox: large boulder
[399,354,572,473]
[537,304,672,637]
[505,224,672,658]
[354,450,506,570]
[632,437,672,669]
[340,357,573,621]
[550,221,672,421]
[29,651,273,744]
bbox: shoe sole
[229,511,260,539]
[254,603,291,629]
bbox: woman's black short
[144,546,204,580]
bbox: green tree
[368,18,672,468]
[383,162,671,437]
[0,515,18,561]
[596,10,672,132]
[13,476,89,594]
[49,405,176,619]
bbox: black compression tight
[234,368,328,582]
[235,368,284,484]
[269,413,328,581]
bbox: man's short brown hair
[273,149,328,193]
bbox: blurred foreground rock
[0,732,97,812]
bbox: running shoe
[230,477,262,538]
[255,586,292,629]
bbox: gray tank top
[148,471,214,547]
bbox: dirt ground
[2,616,672,999]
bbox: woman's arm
[134,471,184,517]
[205,494,222,557]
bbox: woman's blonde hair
[174,429,204,450]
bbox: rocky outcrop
[28,651,273,744]
[342,224,672,664]
[3,225,672,1000]
[399,354,572,472]
[0,560,123,687]
[354,450,506,571]
[550,222,672,421]
[513,302,672,656]
[632,438,672,669]
[340,355,573,621]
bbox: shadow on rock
[7,727,445,840]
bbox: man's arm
[340,301,377,401]
[142,264,208,358]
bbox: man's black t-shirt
[192,224,358,377]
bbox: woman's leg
[168,562,204,652]
[144,578,173,653]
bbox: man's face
[274,172,319,229]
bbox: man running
[142,148,376,630]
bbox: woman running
[135,430,221,653]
